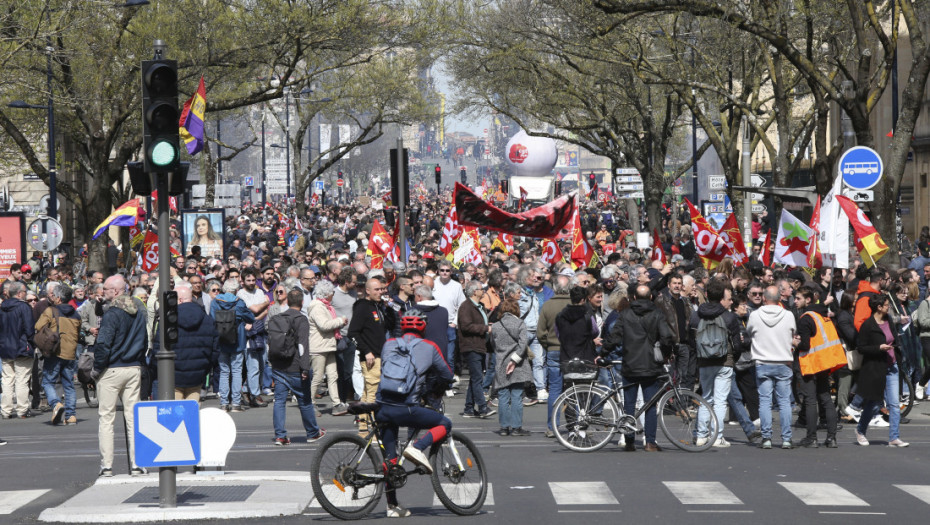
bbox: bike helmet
[399,308,428,333]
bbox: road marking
[0,489,49,514]
[432,483,493,506]
[895,485,930,505]
[818,511,886,515]
[557,510,622,513]
[778,482,869,506]
[548,482,618,505]
[687,510,754,513]
[663,482,743,505]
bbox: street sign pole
[741,116,752,249]
[396,137,407,263]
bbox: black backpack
[214,308,238,345]
[267,313,299,361]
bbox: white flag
[338,124,351,155]
[774,209,816,268]
[319,124,331,159]
[819,175,850,269]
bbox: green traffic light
[150,140,178,166]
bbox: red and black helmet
[399,308,428,333]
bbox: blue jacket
[153,302,218,388]
[94,295,148,371]
[210,293,255,353]
[414,300,449,353]
[376,334,453,406]
[0,297,35,359]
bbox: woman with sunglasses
[855,294,909,447]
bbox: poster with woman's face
[181,209,225,259]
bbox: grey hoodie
[746,304,796,364]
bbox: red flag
[684,198,730,270]
[310,193,320,207]
[761,228,773,266]
[835,195,889,267]
[382,190,393,207]
[367,220,396,270]
[454,182,576,239]
[651,228,667,264]
[150,191,178,213]
[806,196,823,268]
[491,232,513,255]
[720,214,748,266]
[439,205,462,256]
[570,201,598,269]
[141,231,160,272]
[540,239,564,266]
[518,186,528,210]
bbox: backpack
[34,308,62,358]
[695,315,730,359]
[214,308,238,346]
[267,314,298,361]
[380,338,419,396]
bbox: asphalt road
[3,384,930,524]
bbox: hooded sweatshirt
[690,302,743,368]
[555,303,599,365]
[747,304,796,364]
[0,297,35,360]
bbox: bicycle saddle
[347,401,380,415]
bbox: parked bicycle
[310,401,487,520]
[551,358,719,452]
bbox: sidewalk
[38,471,313,523]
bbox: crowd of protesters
[1,195,928,464]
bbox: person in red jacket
[854,267,887,331]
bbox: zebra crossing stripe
[432,483,494,506]
[894,485,930,505]
[0,489,50,514]
[778,482,869,506]
[548,482,618,505]
[663,482,743,505]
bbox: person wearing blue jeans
[545,350,562,431]
[622,377,660,448]
[727,374,760,441]
[755,363,794,445]
[696,365,732,445]
[856,363,905,445]
[44,356,78,423]
[269,290,324,445]
[218,350,245,409]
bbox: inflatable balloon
[504,130,557,177]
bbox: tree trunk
[86,193,115,273]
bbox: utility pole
[396,137,407,262]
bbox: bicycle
[310,401,488,520]
[551,358,719,453]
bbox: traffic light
[554,180,562,195]
[162,290,179,346]
[338,170,343,179]
[389,147,410,208]
[434,165,442,185]
[500,179,509,194]
[588,172,596,190]
[141,59,180,174]
[460,167,467,184]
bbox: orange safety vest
[799,312,847,376]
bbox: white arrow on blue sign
[134,400,201,467]
[838,146,883,190]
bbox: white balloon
[504,130,558,177]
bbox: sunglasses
[209,288,220,293]
[276,290,286,295]
[27,299,37,303]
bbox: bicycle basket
[562,358,597,382]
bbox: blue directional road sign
[244,176,254,187]
[313,180,325,194]
[133,400,201,468]
[838,146,883,190]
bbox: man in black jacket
[793,287,839,448]
[348,276,395,437]
[603,284,675,452]
[654,273,693,389]
[269,290,324,446]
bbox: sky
[433,61,486,136]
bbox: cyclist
[375,308,454,518]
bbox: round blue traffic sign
[838,146,883,190]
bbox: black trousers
[335,338,357,403]
[675,344,697,391]
[735,366,760,421]
[797,370,838,439]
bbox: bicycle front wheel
[658,389,717,452]
[899,372,914,418]
[430,431,487,515]
[552,384,618,452]
[310,433,384,520]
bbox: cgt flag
[439,205,462,255]
[720,214,748,267]
[684,198,729,270]
[761,228,774,267]
[540,239,564,266]
[491,232,514,255]
[836,195,889,268]
[518,186,528,210]
[366,220,396,270]
[651,228,667,264]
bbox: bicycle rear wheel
[899,372,914,418]
[430,431,487,515]
[310,433,384,520]
[658,389,717,452]
[552,384,618,452]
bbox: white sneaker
[695,437,709,447]
[452,375,461,387]
[712,437,731,448]
[537,389,549,401]
[916,385,926,401]
[445,389,455,397]
[856,431,870,446]
[617,434,626,447]
[386,504,411,518]
[888,439,910,448]
[752,418,761,430]
[402,447,433,474]
[869,416,889,428]
[845,406,861,421]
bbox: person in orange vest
[854,267,887,330]
[794,287,842,448]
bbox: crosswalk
[12,480,930,518]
